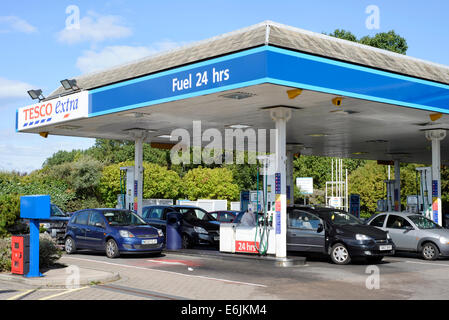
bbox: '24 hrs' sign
[172,67,230,92]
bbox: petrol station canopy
[16,21,449,164]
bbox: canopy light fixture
[286,88,303,99]
[220,92,255,100]
[385,152,411,157]
[27,89,45,101]
[157,134,173,139]
[287,142,304,147]
[60,79,80,91]
[55,125,82,130]
[366,139,388,143]
[352,151,368,155]
[329,109,358,115]
[120,112,152,119]
[226,124,251,129]
[308,133,328,137]
[39,132,49,138]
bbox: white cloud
[57,11,132,44]
[76,40,183,73]
[0,77,34,101]
[0,128,95,173]
[0,16,37,34]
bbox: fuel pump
[254,156,274,255]
[377,180,396,212]
[416,167,432,219]
[119,166,137,211]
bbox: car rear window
[74,212,89,225]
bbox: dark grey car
[366,212,449,260]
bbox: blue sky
[1,0,449,172]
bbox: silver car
[366,212,449,260]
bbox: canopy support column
[270,107,291,259]
[394,160,401,212]
[425,129,446,226]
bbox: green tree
[348,161,388,215]
[85,139,169,166]
[0,194,20,237]
[43,149,85,167]
[359,30,408,54]
[327,29,357,42]
[99,161,182,207]
[181,167,240,202]
[327,29,408,54]
[43,155,103,200]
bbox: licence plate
[379,245,392,251]
[142,239,157,245]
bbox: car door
[287,209,325,253]
[368,214,387,230]
[85,211,107,250]
[385,214,419,250]
[72,211,89,248]
[151,207,170,233]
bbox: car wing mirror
[404,225,413,232]
[317,223,324,233]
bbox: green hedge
[0,234,62,272]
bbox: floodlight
[27,89,45,101]
[60,79,79,91]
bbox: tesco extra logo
[21,96,80,127]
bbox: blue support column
[20,195,50,278]
[26,219,42,277]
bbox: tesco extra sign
[17,91,89,131]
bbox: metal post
[129,130,148,217]
[394,160,401,212]
[425,129,446,225]
[270,108,291,259]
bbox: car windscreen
[103,210,147,226]
[175,208,215,222]
[320,210,363,225]
[51,204,67,217]
[408,215,442,229]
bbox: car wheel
[182,234,192,249]
[105,239,120,258]
[367,256,384,264]
[65,236,76,254]
[330,243,351,265]
[421,242,439,260]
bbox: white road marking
[63,256,267,288]
[404,260,449,267]
[146,259,185,265]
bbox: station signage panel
[17,91,89,131]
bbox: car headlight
[119,230,135,238]
[386,232,391,240]
[193,226,208,234]
[439,236,449,244]
[355,234,372,241]
[157,229,164,237]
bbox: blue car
[64,208,165,258]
